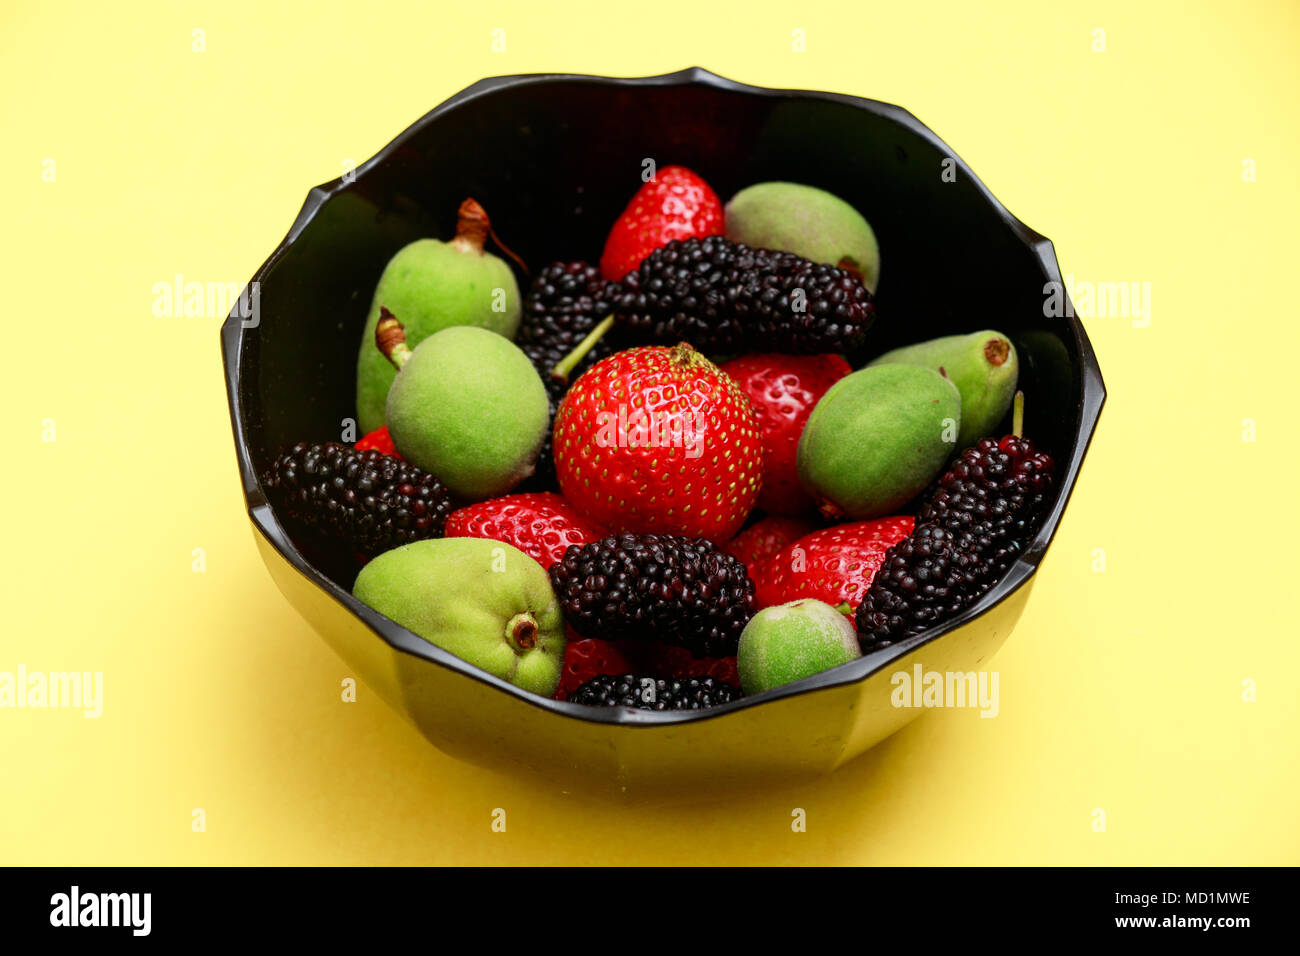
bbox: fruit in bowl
[222,68,1103,799]
[724,181,881,293]
[796,363,962,521]
[353,538,566,696]
[355,199,524,434]
[376,313,549,499]
[738,599,863,696]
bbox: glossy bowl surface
[221,68,1104,798]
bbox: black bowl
[221,67,1103,798]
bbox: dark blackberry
[549,533,756,658]
[918,435,1056,576]
[567,674,739,711]
[613,235,875,354]
[854,524,987,651]
[855,421,1058,650]
[517,262,623,489]
[518,260,620,351]
[261,442,452,559]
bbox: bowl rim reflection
[220,66,1106,728]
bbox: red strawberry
[725,515,820,581]
[553,343,763,541]
[756,516,915,615]
[720,353,852,515]
[554,637,634,700]
[599,166,724,281]
[443,492,601,569]
[622,641,740,688]
[355,425,400,457]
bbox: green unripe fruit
[381,318,549,500]
[797,364,961,520]
[738,599,862,694]
[353,538,565,697]
[356,200,523,434]
[870,330,1018,447]
[725,181,881,292]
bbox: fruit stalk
[668,341,711,371]
[551,314,614,383]
[376,307,414,371]
[451,198,491,253]
[453,197,528,274]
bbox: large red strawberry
[724,514,820,581]
[599,166,724,281]
[756,516,915,615]
[443,492,601,569]
[553,343,763,541]
[720,353,852,515]
[554,637,634,700]
[355,425,400,457]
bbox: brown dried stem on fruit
[508,613,539,650]
[984,337,1011,366]
[375,307,413,371]
[454,197,528,275]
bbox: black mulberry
[613,235,875,354]
[916,434,1056,576]
[549,533,756,658]
[856,431,1057,650]
[854,524,987,651]
[261,442,453,559]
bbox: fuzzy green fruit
[797,364,961,520]
[356,200,522,434]
[725,181,881,292]
[353,538,565,696]
[738,599,861,694]
[380,319,548,500]
[870,330,1018,446]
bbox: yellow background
[2,0,1297,865]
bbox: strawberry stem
[1012,389,1024,438]
[552,314,615,384]
[376,307,413,371]
[670,341,711,370]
